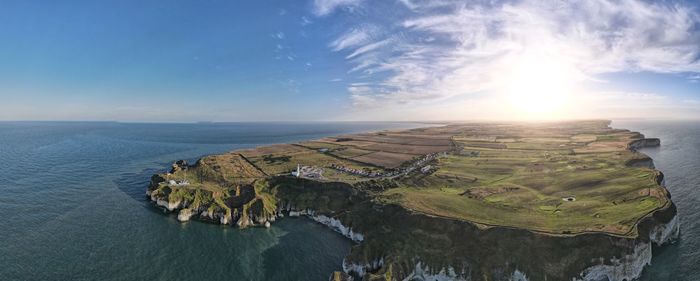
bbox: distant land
[147,120,678,281]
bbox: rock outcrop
[170,159,188,173]
[628,138,661,150]
[575,202,679,281]
[147,156,679,281]
[146,126,679,281]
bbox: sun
[501,51,579,119]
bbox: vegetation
[149,120,667,236]
[146,120,674,280]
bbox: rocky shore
[147,166,678,281]
[146,127,679,280]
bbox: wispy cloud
[346,38,391,59]
[300,16,313,26]
[689,74,700,83]
[321,0,700,108]
[329,26,377,51]
[312,0,364,16]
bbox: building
[291,164,301,177]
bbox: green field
[149,120,668,237]
[383,121,667,236]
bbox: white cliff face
[177,208,194,222]
[198,209,227,224]
[343,260,366,277]
[387,262,531,281]
[150,191,184,212]
[155,198,182,211]
[342,257,384,278]
[575,241,652,281]
[402,262,466,281]
[649,214,680,245]
[148,187,679,281]
[570,138,678,281]
[389,212,679,281]
[510,270,529,281]
[236,217,253,227]
[283,208,365,242]
[399,262,529,281]
[575,212,680,281]
[220,212,232,225]
[310,214,364,242]
[200,209,214,220]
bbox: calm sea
[0,121,423,281]
[0,121,697,281]
[613,121,700,281]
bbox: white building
[291,164,301,177]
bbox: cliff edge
[146,120,678,281]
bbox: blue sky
[1,0,699,121]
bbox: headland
[147,120,678,281]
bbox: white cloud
[323,0,700,111]
[346,38,391,59]
[312,0,364,16]
[329,26,377,51]
[301,16,313,26]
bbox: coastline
[146,121,679,281]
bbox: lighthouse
[292,164,301,177]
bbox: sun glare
[501,52,579,119]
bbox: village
[292,151,448,180]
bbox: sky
[0,0,699,122]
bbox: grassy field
[152,120,668,237]
[148,120,673,281]
[382,121,667,236]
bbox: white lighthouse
[292,164,301,177]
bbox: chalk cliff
[145,126,678,281]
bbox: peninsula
[147,120,678,281]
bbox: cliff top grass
[155,120,669,237]
[383,121,668,237]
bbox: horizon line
[1,117,698,125]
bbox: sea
[0,120,697,281]
[613,121,700,281]
[0,121,423,281]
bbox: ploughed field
[150,120,668,237]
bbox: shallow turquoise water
[0,121,421,281]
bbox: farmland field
[154,120,669,237]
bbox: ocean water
[612,121,700,281]
[0,121,423,281]
[1,121,697,281]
